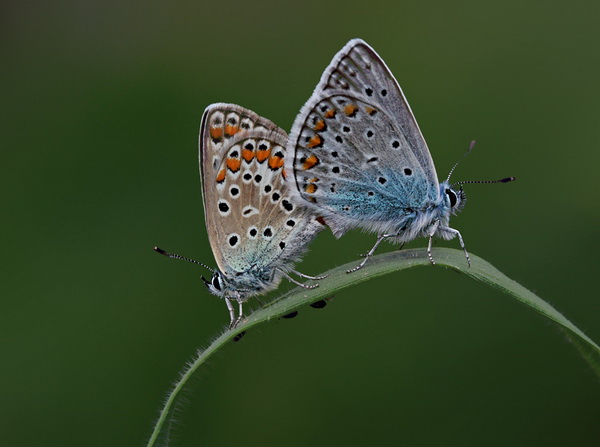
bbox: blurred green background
[2,0,599,445]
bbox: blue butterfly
[285,39,514,271]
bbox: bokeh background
[2,0,599,445]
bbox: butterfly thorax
[205,266,282,303]
[389,181,466,242]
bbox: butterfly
[155,104,325,326]
[285,39,514,272]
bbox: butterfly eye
[211,273,222,291]
[446,189,457,208]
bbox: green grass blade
[147,248,600,446]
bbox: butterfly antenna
[153,246,216,273]
[452,177,516,188]
[446,140,477,183]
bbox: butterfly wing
[200,103,323,288]
[286,39,440,237]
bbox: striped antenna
[452,177,516,188]
[446,140,477,183]
[153,246,216,273]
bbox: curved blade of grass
[147,248,600,446]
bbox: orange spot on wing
[344,104,358,117]
[365,106,377,115]
[314,119,326,131]
[210,127,223,140]
[226,158,241,172]
[242,149,254,162]
[224,125,239,137]
[282,169,287,179]
[216,169,226,183]
[256,148,271,163]
[303,155,319,170]
[324,109,336,119]
[305,183,318,194]
[268,156,284,170]
[307,135,323,148]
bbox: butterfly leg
[237,301,244,325]
[443,227,471,267]
[347,233,396,273]
[225,298,237,328]
[279,269,319,289]
[290,269,328,280]
[229,302,245,329]
[427,221,441,265]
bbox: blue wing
[286,39,440,236]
